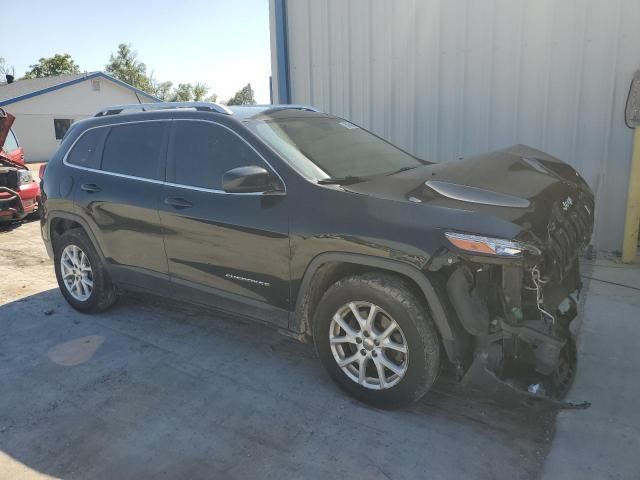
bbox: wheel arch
[291,252,462,362]
[48,211,106,261]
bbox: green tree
[193,82,208,101]
[226,83,256,106]
[168,83,194,102]
[164,82,214,102]
[153,81,174,101]
[23,53,80,79]
[105,43,153,93]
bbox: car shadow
[0,289,555,480]
[0,214,39,234]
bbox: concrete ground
[542,255,640,479]
[0,219,637,479]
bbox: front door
[159,120,290,327]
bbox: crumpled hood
[344,144,594,243]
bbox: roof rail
[94,102,232,117]
[259,104,321,114]
[226,104,323,120]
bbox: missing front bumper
[456,338,589,410]
[445,259,589,407]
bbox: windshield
[248,114,427,180]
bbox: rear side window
[66,128,105,169]
[172,121,263,190]
[101,122,166,180]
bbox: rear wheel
[54,229,118,313]
[313,273,441,409]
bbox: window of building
[101,122,166,180]
[54,119,74,140]
[172,121,264,190]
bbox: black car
[40,102,594,408]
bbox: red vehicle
[0,108,40,222]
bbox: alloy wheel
[60,244,93,301]
[329,301,409,390]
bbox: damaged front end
[0,169,26,221]
[1,108,37,222]
[437,192,594,407]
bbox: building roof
[0,71,160,107]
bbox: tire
[54,229,118,313]
[313,273,441,409]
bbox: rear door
[159,119,290,327]
[70,120,171,290]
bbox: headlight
[445,232,539,257]
[18,170,33,185]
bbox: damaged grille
[0,167,19,190]
[546,192,594,276]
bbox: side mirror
[222,166,275,193]
[625,69,640,128]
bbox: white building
[0,72,158,162]
[268,0,640,253]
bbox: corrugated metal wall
[271,0,640,251]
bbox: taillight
[38,163,47,180]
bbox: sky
[2,0,273,103]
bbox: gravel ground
[0,219,555,480]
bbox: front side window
[248,113,427,180]
[101,122,166,180]
[4,128,19,152]
[54,119,74,140]
[172,121,264,190]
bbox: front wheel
[54,229,118,313]
[313,273,441,409]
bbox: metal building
[269,0,640,252]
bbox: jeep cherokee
[40,102,594,408]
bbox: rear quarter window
[101,122,167,180]
[66,128,107,169]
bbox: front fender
[291,252,464,363]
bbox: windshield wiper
[387,165,419,176]
[317,176,369,185]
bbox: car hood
[0,108,15,152]
[343,144,594,244]
[0,109,26,169]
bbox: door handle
[81,183,101,193]
[163,197,193,209]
